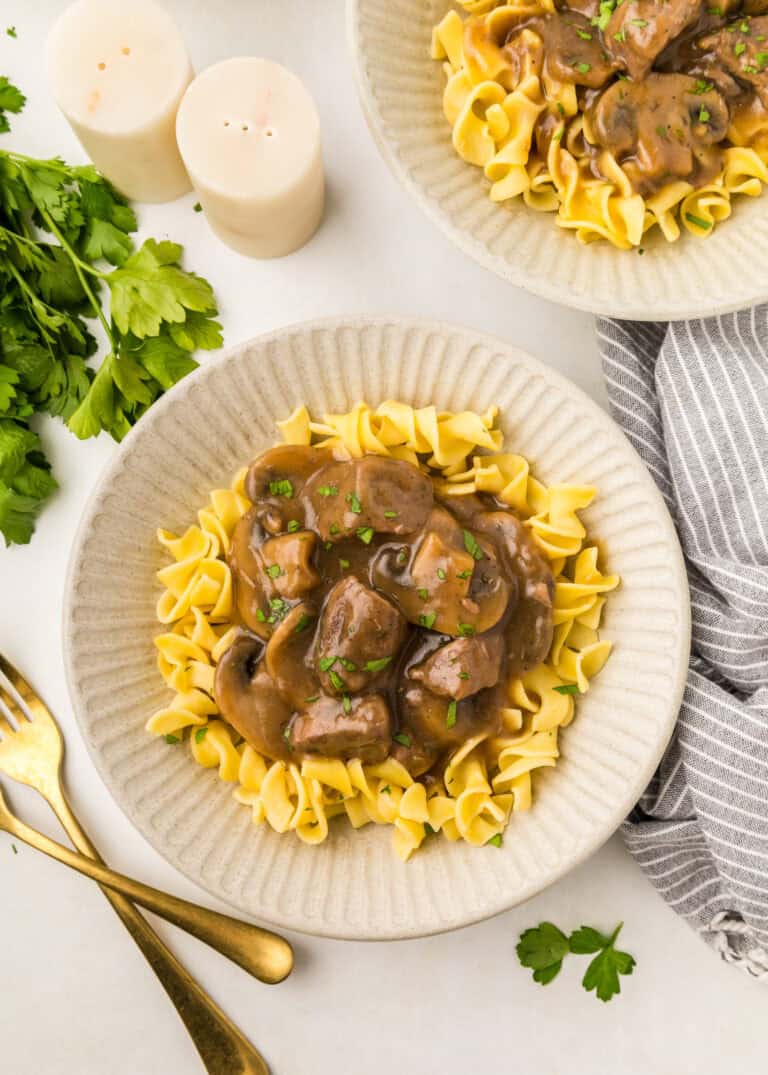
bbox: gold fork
[0,654,290,1075]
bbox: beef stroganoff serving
[148,403,619,860]
[432,0,768,247]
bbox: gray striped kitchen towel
[597,312,768,979]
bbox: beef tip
[390,735,440,778]
[260,532,320,599]
[606,0,703,80]
[315,577,407,693]
[585,73,729,194]
[303,456,433,542]
[290,694,392,763]
[698,16,768,106]
[410,632,505,701]
[372,507,511,637]
[214,634,293,761]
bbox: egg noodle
[432,0,768,248]
[148,401,619,860]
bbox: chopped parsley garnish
[743,63,758,72]
[613,29,626,41]
[194,727,208,744]
[283,724,292,748]
[6,26,17,38]
[756,51,768,68]
[294,613,312,633]
[553,683,581,695]
[305,695,320,704]
[342,694,352,714]
[339,657,357,671]
[267,597,291,623]
[557,102,566,117]
[393,732,412,747]
[576,29,593,39]
[329,669,346,691]
[685,212,712,230]
[346,491,362,513]
[356,526,375,544]
[457,623,476,637]
[165,734,181,745]
[339,557,350,569]
[693,79,714,94]
[734,41,746,56]
[319,656,337,672]
[592,0,617,32]
[446,700,457,728]
[266,563,281,578]
[417,587,429,600]
[459,671,471,680]
[708,5,722,12]
[193,201,202,212]
[629,18,647,26]
[487,834,503,848]
[397,549,408,565]
[457,568,473,579]
[268,478,294,498]
[574,61,592,74]
[437,567,447,580]
[329,522,340,535]
[552,128,564,142]
[365,656,393,672]
[317,484,338,497]
[419,612,437,629]
[381,785,392,794]
[324,541,333,550]
[698,107,711,123]
[287,519,300,532]
[740,19,750,31]
[384,510,398,519]
[656,124,668,139]
[463,529,484,561]
[255,608,267,623]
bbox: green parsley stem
[39,207,116,344]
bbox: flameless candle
[47,0,193,203]
[176,58,325,258]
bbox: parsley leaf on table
[516,920,636,1001]
[0,78,223,545]
[515,921,570,984]
[578,922,636,1002]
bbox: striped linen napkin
[596,312,768,979]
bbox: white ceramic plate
[348,0,768,321]
[64,316,690,939]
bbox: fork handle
[6,808,293,986]
[20,788,274,1075]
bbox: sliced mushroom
[261,531,320,599]
[264,603,319,710]
[303,456,433,542]
[214,634,292,761]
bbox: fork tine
[0,710,14,738]
[0,654,43,722]
[0,673,29,724]
[0,681,27,730]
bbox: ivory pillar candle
[176,58,325,258]
[47,0,193,203]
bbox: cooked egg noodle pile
[148,401,619,861]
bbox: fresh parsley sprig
[516,921,635,1002]
[0,78,223,545]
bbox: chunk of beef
[303,456,433,542]
[698,16,768,106]
[585,73,728,194]
[399,681,502,754]
[315,577,407,693]
[508,12,620,88]
[410,632,505,701]
[607,0,703,80]
[290,694,392,763]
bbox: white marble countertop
[1,3,765,1073]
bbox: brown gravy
[215,446,555,778]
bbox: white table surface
[1,3,765,1073]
